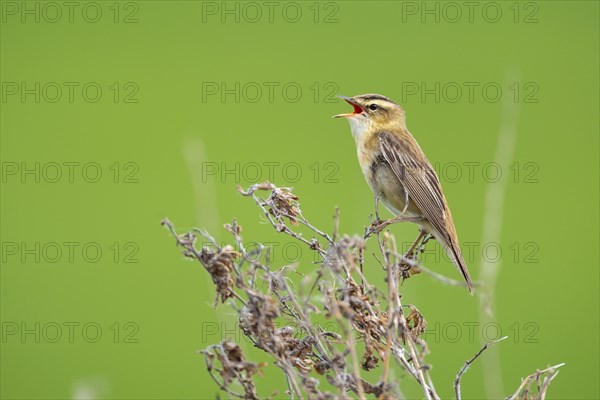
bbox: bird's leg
[372,192,385,226]
[410,231,434,261]
[417,231,434,256]
[400,229,433,278]
[420,232,434,247]
[368,193,386,234]
[405,230,427,260]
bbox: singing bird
[334,94,473,292]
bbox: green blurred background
[1,1,598,399]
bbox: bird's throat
[347,116,371,143]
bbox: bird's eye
[368,104,379,111]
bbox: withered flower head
[200,245,239,305]
[203,340,263,400]
[266,187,300,225]
[406,305,427,338]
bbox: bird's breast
[358,151,420,218]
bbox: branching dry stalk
[162,182,562,399]
[454,336,508,400]
[506,363,565,400]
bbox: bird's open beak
[333,95,363,118]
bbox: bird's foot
[415,233,434,255]
[399,263,422,281]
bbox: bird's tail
[421,219,474,294]
[441,239,474,294]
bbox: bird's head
[334,94,406,137]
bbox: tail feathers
[425,223,474,294]
[445,241,474,294]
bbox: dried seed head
[361,346,379,371]
[223,220,243,236]
[202,340,263,400]
[266,187,300,225]
[200,245,239,305]
[406,305,427,338]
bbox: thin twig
[455,336,508,399]
[506,363,565,400]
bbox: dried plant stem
[163,182,561,400]
[506,363,565,400]
[454,336,508,400]
[373,201,434,400]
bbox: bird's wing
[379,132,473,293]
[379,131,473,292]
[378,131,449,240]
